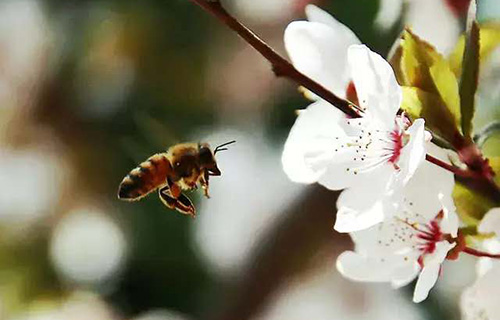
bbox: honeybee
[117,140,235,217]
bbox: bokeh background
[0,0,499,319]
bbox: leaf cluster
[390,19,500,230]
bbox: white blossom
[461,208,500,320]
[284,5,360,100]
[461,265,500,320]
[477,208,500,239]
[282,43,428,232]
[336,159,458,303]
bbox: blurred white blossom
[374,0,404,31]
[9,291,118,320]
[375,0,460,55]
[50,208,128,286]
[133,309,190,320]
[0,0,50,112]
[459,208,500,319]
[194,129,304,275]
[461,263,500,320]
[259,266,423,320]
[233,0,296,23]
[0,146,66,226]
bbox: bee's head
[198,143,216,165]
[198,140,235,175]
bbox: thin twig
[190,0,361,118]
[463,247,500,259]
[426,154,500,202]
[425,154,476,178]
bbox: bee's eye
[199,146,213,164]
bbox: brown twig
[425,154,476,178]
[426,154,500,203]
[190,0,361,118]
[463,246,500,259]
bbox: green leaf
[388,39,405,85]
[449,23,500,77]
[459,21,480,138]
[490,157,500,186]
[449,37,466,77]
[482,134,500,157]
[398,29,463,144]
[401,87,460,141]
[453,182,494,226]
[400,30,439,89]
[429,59,461,123]
[453,157,500,226]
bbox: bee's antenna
[214,140,236,154]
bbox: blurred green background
[0,0,498,319]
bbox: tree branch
[190,0,500,204]
[190,0,361,118]
[463,247,500,259]
[425,154,475,178]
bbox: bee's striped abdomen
[118,153,171,201]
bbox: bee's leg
[176,194,196,217]
[200,170,210,198]
[166,178,182,198]
[158,186,195,217]
[158,186,176,210]
[208,167,221,176]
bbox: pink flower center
[398,210,445,268]
[413,211,445,268]
[388,130,404,166]
[444,0,471,17]
[416,220,442,254]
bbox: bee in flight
[117,140,235,217]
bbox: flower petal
[334,175,398,232]
[461,265,500,320]
[478,208,500,236]
[315,137,398,191]
[398,119,427,184]
[281,100,345,183]
[413,241,454,303]
[284,20,359,98]
[305,5,361,44]
[402,147,455,222]
[337,251,419,285]
[347,44,402,124]
[391,264,421,289]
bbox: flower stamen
[396,211,447,268]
